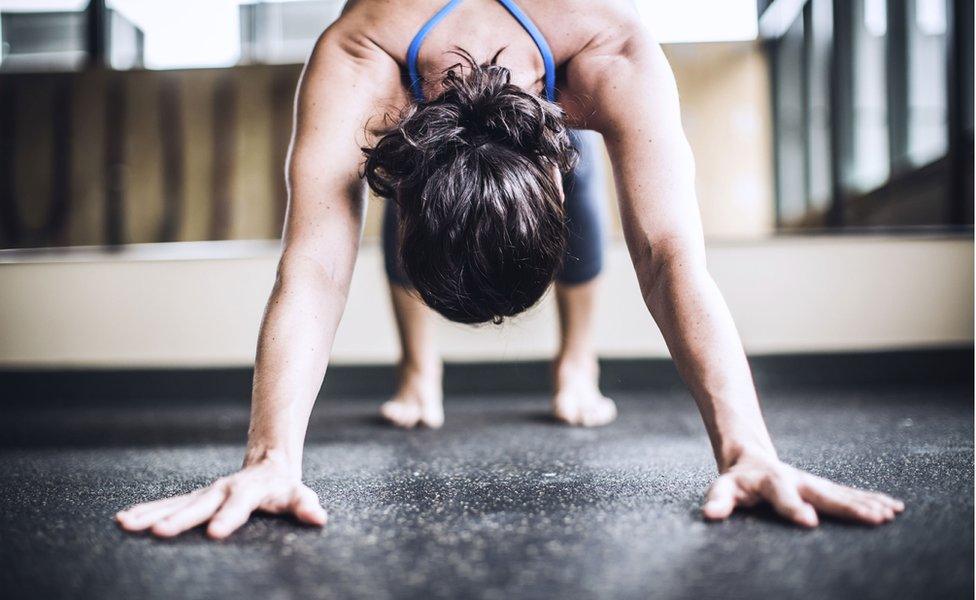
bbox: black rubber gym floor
[0,384,972,600]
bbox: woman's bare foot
[551,356,617,427]
[380,362,444,429]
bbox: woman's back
[329,0,642,107]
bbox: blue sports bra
[406,0,557,103]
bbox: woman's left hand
[702,452,905,527]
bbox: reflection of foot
[551,356,617,427]
[380,363,444,429]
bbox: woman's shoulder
[325,0,455,65]
[516,0,647,64]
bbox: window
[0,0,89,72]
[805,0,833,212]
[766,0,973,229]
[636,0,758,43]
[773,14,807,223]
[103,0,345,70]
[239,0,345,65]
[907,0,948,166]
[848,0,890,193]
[0,1,348,72]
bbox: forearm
[641,259,775,471]
[245,254,351,477]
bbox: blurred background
[0,0,971,371]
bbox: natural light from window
[2,0,761,70]
[637,0,758,44]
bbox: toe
[380,400,421,428]
[552,395,582,425]
[581,397,617,427]
[419,405,445,429]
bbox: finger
[290,486,328,526]
[151,486,228,538]
[851,493,897,521]
[702,475,738,521]
[819,482,898,522]
[207,488,262,540]
[762,475,818,527]
[800,481,889,525]
[865,491,905,513]
[117,494,198,531]
[117,491,195,521]
[805,474,905,513]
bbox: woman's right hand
[115,454,327,540]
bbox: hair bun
[360,49,576,325]
[363,50,577,198]
[439,52,568,161]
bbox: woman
[116,0,904,539]
[374,70,614,429]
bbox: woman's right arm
[116,26,407,540]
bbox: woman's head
[363,51,577,325]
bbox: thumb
[702,475,737,521]
[291,486,328,526]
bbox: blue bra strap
[406,0,557,103]
[407,0,464,103]
[496,0,556,102]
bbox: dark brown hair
[363,51,577,324]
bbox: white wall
[0,235,971,368]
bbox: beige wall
[1,41,775,250]
[0,235,970,368]
[665,42,776,239]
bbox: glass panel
[0,0,89,72]
[636,0,758,43]
[906,0,948,165]
[107,0,241,69]
[863,0,887,36]
[775,15,807,224]
[915,0,946,35]
[239,0,345,65]
[105,0,346,70]
[105,6,143,69]
[805,0,833,211]
[847,0,889,193]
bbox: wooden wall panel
[179,71,216,242]
[103,74,126,245]
[14,78,56,240]
[157,74,185,242]
[69,70,107,246]
[0,42,775,249]
[269,67,296,235]
[123,71,165,244]
[232,67,275,240]
[209,74,237,240]
[0,81,17,246]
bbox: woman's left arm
[566,25,903,527]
